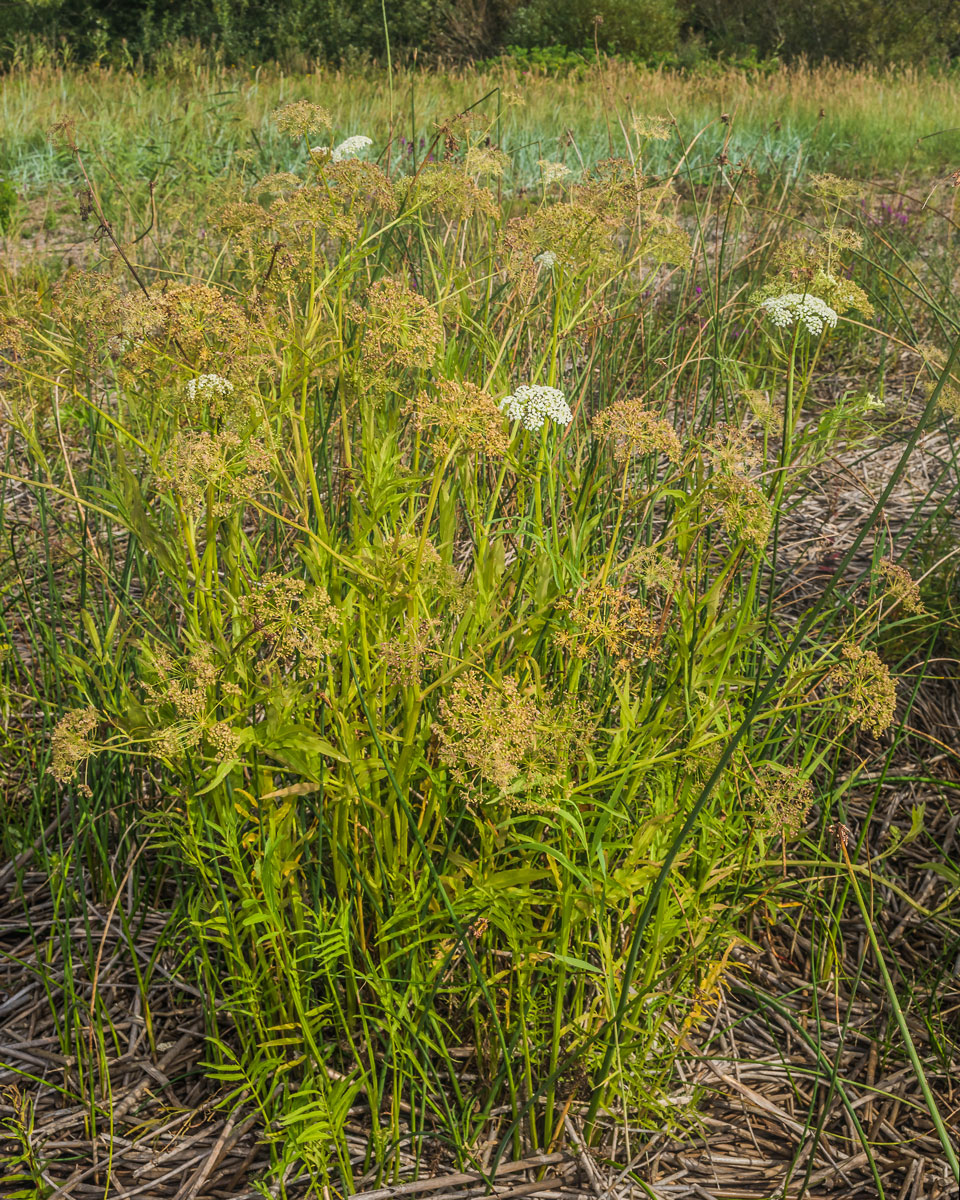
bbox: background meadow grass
[1,57,960,1198]
[3,58,960,236]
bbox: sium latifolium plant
[0,105,940,1190]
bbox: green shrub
[683,0,960,65]
[0,178,18,233]
[5,0,960,65]
[507,0,681,56]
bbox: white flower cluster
[538,159,570,185]
[499,384,573,432]
[760,292,838,336]
[186,374,234,404]
[330,135,373,162]
[535,250,558,269]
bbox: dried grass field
[2,56,960,1199]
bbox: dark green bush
[506,0,681,57]
[3,0,960,66]
[0,178,17,232]
[684,0,960,65]
[1,0,446,64]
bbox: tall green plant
[1,100,954,1193]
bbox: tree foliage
[2,0,960,65]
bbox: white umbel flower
[499,384,572,432]
[538,159,570,185]
[535,250,558,269]
[186,374,234,404]
[759,292,838,336]
[330,135,373,162]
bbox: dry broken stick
[351,1153,572,1200]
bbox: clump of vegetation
[2,80,959,1195]
[0,177,17,232]
[3,0,960,66]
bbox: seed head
[115,283,250,373]
[823,227,863,252]
[627,545,680,594]
[919,342,960,417]
[592,397,681,465]
[208,721,241,763]
[49,707,99,783]
[809,270,873,318]
[531,199,618,270]
[810,172,861,202]
[438,672,539,793]
[273,101,332,138]
[406,379,509,455]
[827,643,897,737]
[642,222,692,267]
[632,114,673,142]
[742,388,779,435]
[879,559,926,615]
[379,617,439,687]
[143,645,216,721]
[346,278,444,389]
[557,582,661,668]
[241,573,338,666]
[465,145,510,178]
[401,161,498,221]
[752,763,813,836]
[707,469,773,552]
[156,431,270,519]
